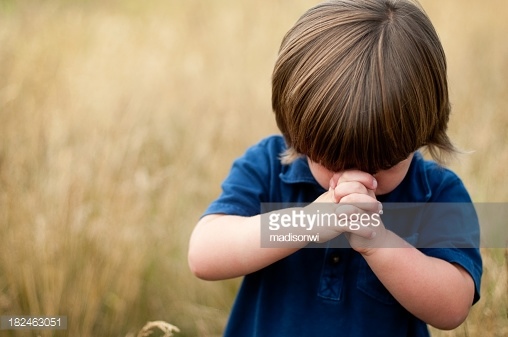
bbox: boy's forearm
[188,214,303,280]
[361,230,475,329]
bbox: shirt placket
[317,247,350,301]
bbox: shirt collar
[279,156,320,185]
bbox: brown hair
[272,0,455,173]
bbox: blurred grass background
[0,0,506,336]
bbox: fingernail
[378,202,383,214]
[372,178,378,189]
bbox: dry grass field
[0,0,506,336]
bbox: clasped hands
[310,170,388,254]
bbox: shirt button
[330,253,340,264]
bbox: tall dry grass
[0,0,506,336]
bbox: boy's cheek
[308,159,337,189]
[374,175,403,195]
[373,153,414,194]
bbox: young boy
[188,0,482,336]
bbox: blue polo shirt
[203,135,482,337]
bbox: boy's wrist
[350,227,391,256]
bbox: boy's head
[272,0,455,174]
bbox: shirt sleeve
[420,171,483,305]
[421,247,482,304]
[202,136,282,217]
